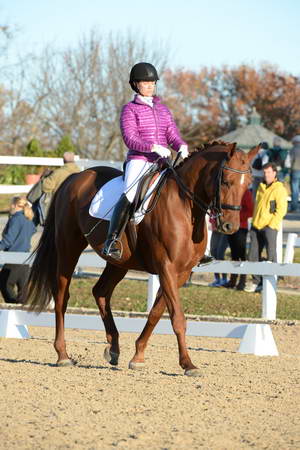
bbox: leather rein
[165,156,251,219]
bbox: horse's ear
[227,142,237,159]
[247,145,261,163]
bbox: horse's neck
[176,155,211,203]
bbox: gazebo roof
[218,108,292,150]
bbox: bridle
[211,158,251,214]
[166,156,251,220]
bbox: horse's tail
[26,195,58,312]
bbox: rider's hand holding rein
[152,144,188,161]
[179,145,189,159]
[102,62,188,260]
[151,144,171,159]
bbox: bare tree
[0,23,35,155]
[28,30,169,159]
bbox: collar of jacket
[10,210,24,218]
[262,179,279,189]
[133,94,161,106]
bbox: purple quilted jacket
[120,95,187,162]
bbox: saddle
[126,163,170,252]
[89,160,172,230]
[130,162,169,217]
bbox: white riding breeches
[123,159,154,203]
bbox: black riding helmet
[129,62,159,93]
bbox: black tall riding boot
[101,194,132,260]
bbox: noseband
[167,157,251,219]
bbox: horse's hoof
[104,346,119,366]
[56,359,74,367]
[184,368,202,377]
[128,360,145,370]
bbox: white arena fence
[1,251,299,357]
[284,233,300,263]
[0,155,122,193]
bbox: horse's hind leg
[54,239,87,366]
[92,263,127,366]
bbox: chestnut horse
[26,141,258,376]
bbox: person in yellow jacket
[246,162,288,292]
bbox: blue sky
[2,0,300,75]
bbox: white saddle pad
[89,172,165,225]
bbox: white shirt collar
[137,95,153,107]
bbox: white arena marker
[238,324,279,356]
[0,310,30,339]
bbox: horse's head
[175,141,259,234]
[209,142,259,233]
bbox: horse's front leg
[129,270,200,376]
[92,263,127,366]
[159,266,201,377]
[129,286,166,370]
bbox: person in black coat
[0,196,36,303]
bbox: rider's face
[136,81,156,97]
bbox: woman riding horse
[102,62,189,259]
[26,138,258,375]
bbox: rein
[165,156,251,219]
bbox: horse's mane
[175,140,238,170]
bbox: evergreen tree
[24,138,43,157]
[22,138,44,175]
[56,135,75,157]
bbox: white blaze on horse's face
[240,174,245,185]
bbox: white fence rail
[0,155,122,193]
[1,251,299,321]
[1,251,295,356]
[0,308,279,356]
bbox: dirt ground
[0,323,299,450]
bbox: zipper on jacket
[152,104,159,144]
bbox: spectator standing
[27,168,53,226]
[208,218,228,287]
[224,189,254,290]
[0,197,36,304]
[245,163,288,293]
[251,142,269,200]
[267,137,287,182]
[41,151,80,219]
[42,151,80,195]
[289,135,300,212]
